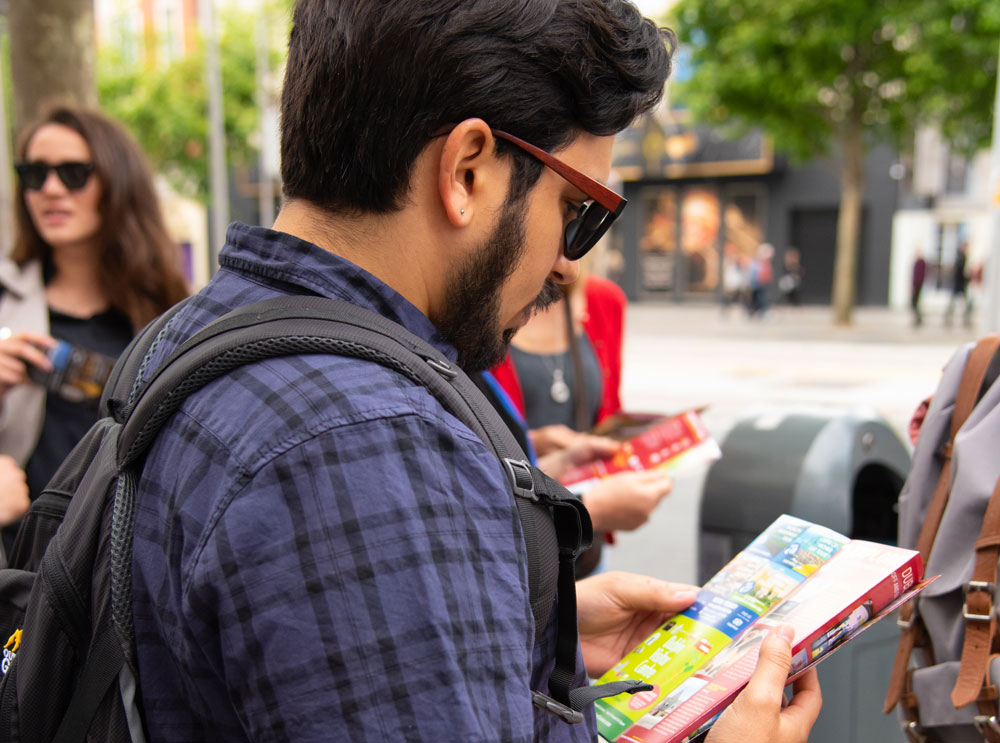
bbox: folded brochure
[595,514,932,743]
[560,410,720,493]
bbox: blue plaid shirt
[132,223,596,742]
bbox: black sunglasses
[434,126,627,261]
[14,161,95,191]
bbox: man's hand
[0,455,30,527]
[706,626,822,743]
[581,469,673,531]
[577,571,697,678]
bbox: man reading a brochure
[129,1,822,741]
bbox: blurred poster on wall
[681,187,721,293]
[640,189,678,292]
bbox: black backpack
[0,295,647,742]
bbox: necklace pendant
[550,369,571,404]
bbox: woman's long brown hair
[12,106,189,331]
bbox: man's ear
[438,118,500,227]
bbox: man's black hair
[280,0,675,213]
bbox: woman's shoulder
[0,258,43,298]
[584,275,626,310]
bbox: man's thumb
[745,625,795,702]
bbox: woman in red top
[492,274,672,576]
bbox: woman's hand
[706,627,822,743]
[0,455,30,527]
[576,571,698,678]
[0,330,55,399]
[581,469,673,531]
[529,424,584,456]
[537,433,619,480]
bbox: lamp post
[200,0,228,274]
[980,37,1000,333]
[0,6,12,257]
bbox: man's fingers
[602,572,699,614]
[744,626,795,705]
[781,669,823,733]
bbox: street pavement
[604,301,978,585]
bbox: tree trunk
[831,122,865,326]
[9,0,97,135]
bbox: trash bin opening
[850,462,904,544]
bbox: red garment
[492,275,626,426]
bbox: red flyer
[560,410,720,492]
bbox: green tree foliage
[671,0,999,322]
[97,7,285,202]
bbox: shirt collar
[219,222,458,363]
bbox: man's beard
[434,198,564,373]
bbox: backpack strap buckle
[502,458,538,501]
[974,714,1000,738]
[963,581,996,622]
[900,720,927,743]
[532,691,585,724]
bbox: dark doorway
[789,208,868,305]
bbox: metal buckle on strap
[532,691,584,724]
[963,581,996,622]
[974,714,1000,737]
[424,357,458,379]
[900,720,926,743]
[503,458,538,502]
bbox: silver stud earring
[460,209,465,215]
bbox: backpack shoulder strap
[100,296,193,420]
[886,335,1000,715]
[114,296,643,719]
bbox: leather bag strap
[952,476,1000,708]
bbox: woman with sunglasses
[0,106,187,546]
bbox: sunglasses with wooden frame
[434,126,627,261]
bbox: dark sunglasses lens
[15,164,48,190]
[564,202,613,260]
[15,163,91,191]
[56,163,92,190]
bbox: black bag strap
[100,296,193,421]
[51,624,126,743]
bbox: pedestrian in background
[778,247,804,306]
[0,106,188,553]
[944,241,972,328]
[910,252,926,328]
[721,251,748,316]
[747,242,774,317]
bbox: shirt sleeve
[181,409,538,742]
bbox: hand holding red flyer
[560,410,721,493]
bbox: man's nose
[549,251,581,285]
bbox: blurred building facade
[888,127,993,312]
[608,111,899,306]
[96,0,198,67]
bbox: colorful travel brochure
[594,515,932,743]
[560,410,720,493]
